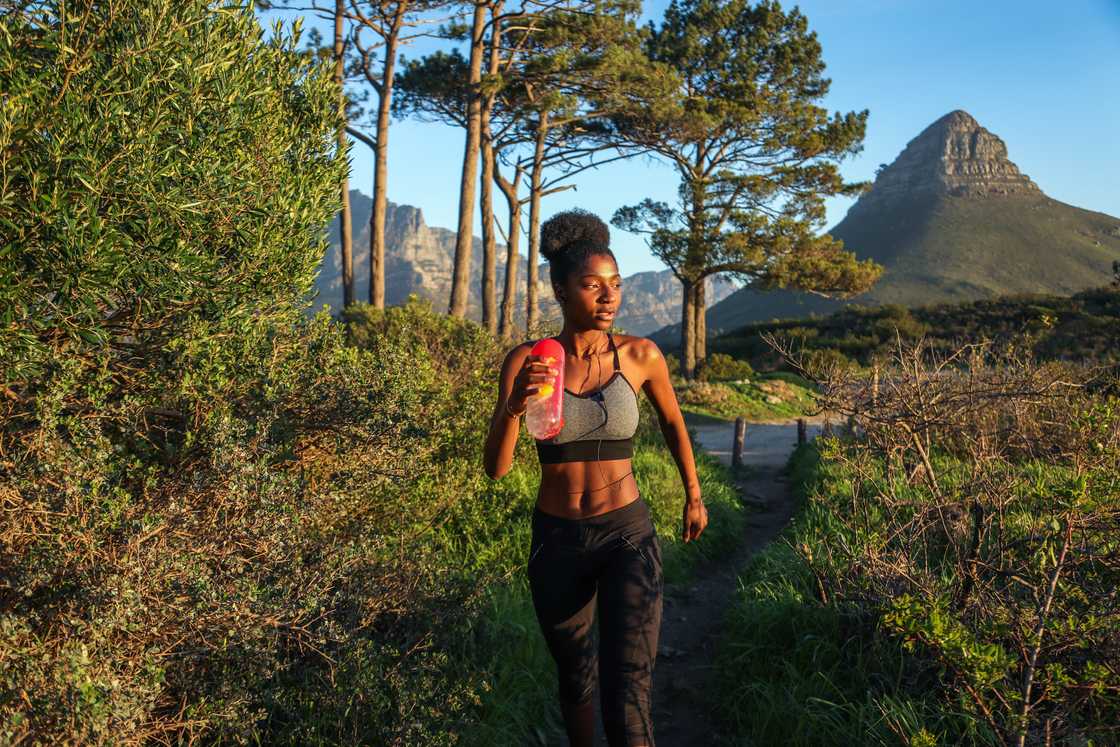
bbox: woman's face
[559,253,622,330]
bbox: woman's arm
[638,338,707,541]
[483,343,533,479]
[483,345,560,478]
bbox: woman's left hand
[682,498,708,543]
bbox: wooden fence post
[732,417,746,468]
[797,418,807,445]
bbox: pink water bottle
[526,338,565,440]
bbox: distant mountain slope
[308,192,736,336]
[650,110,1120,350]
[709,286,1120,370]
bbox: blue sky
[258,0,1120,277]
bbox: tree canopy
[1,0,345,390]
[608,0,883,376]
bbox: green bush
[664,351,681,376]
[696,351,755,382]
[716,354,1120,745]
[0,3,756,744]
[0,1,362,741]
[1,1,345,388]
[804,347,856,378]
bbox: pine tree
[395,0,672,333]
[611,0,882,379]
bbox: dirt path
[543,413,837,746]
[645,414,833,747]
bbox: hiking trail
[541,412,837,746]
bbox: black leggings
[528,494,663,746]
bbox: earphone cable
[563,329,632,495]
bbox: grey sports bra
[534,332,640,464]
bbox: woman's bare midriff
[535,457,641,519]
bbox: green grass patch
[677,372,820,422]
[711,445,994,746]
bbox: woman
[483,208,708,746]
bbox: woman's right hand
[508,354,559,415]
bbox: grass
[676,371,820,422]
[710,444,992,746]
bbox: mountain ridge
[649,109,1120,350]
[309,191,737,336]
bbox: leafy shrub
[0,1,427,742]
[664,352,681,377]
[696,352,754,382]
[804,348,856,378]
[718,340,1120,745]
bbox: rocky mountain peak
[853,109,1041,214]
[386,203,425,240]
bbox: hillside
[650,110,1120,349]
[708,285,1120,370]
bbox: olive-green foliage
[803,347,856,379]
[715,381,1120,744]
[665,351,681,376]
[695,351,754,382]
[713,288,1120,371]
[0,0,352,742]
[1,1,345,386]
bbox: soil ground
[541,412,839,746]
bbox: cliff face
[308,194,737,336]
[854,110,1041,213]
[649,109,1120,349]
[310,192,530,322]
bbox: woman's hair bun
[540,208,611,263]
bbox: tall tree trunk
[496,162,523,340]
[526,111,548,334]
[480,129,497,332]
[682,160,707,380]
[478,2,504,333]
[694,275,707,371]
[335,0,353,309]
[680,277,696,380]
[369,21,401,309]
[448,0,488,318]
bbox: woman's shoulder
[498,339,539,372]
[612,332,660,363]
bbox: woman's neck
[557,326,610,359]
